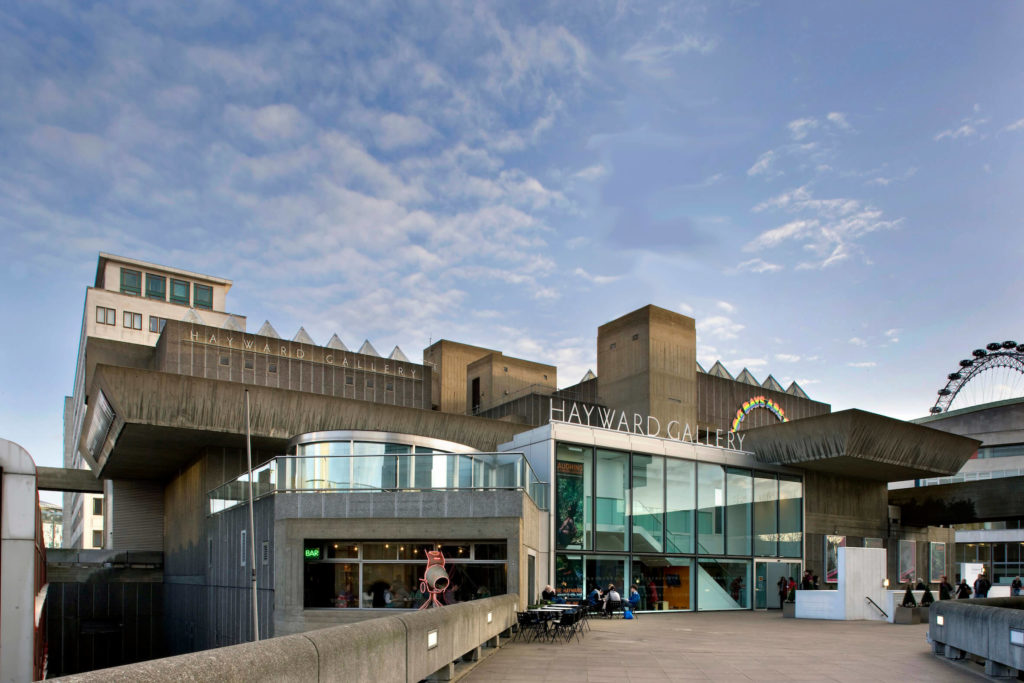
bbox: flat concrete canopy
[36,467,103,493]
[82,364,530,480]
[740,409,980,481]
[889,474,1024,524]
[465,611,979,682]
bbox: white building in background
[40,500,64,548]
[63,253,244,549]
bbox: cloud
[775,353,801,362]
[884,328,900,343]
[747,150,777,177]
[847,361,876,368]
[1003,118,1024,132]
[725,357,767,369]
[826,112,850,129]
[866,167,917,186]
[573,267,620,285]
[934,124,978,141]
[374,113,438,150]
[734,258,783,274]
[716,300,735,313]
[787,117,818,141]
[224,104,309,141]
[573,164,608,181]
[848,337,867,346]
[699,315,744,341]
[679,302,694,316]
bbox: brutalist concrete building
[58,253,980,668]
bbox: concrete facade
[465,352,556,415]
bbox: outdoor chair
[514,611,543,643]
[550,609,581,643]
[604,599,622,618]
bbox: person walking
[777,575,789,608]
[974,572,991,598]
[1011,576,1022,596]
[938,575,953,601]
[956,579,971,599]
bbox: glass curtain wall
[665,459,695,553]
[697,463,725,554]
[595,449,628,551]
[753,474,779,556]
[555,444,592,550]
[632,557,693,610]
[726,468,752,556]
[778,476,803,557]
[632,454,665,553]
[697,558,751,611]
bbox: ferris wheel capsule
[1002,341,1017,349]
[986,342,1002,351]
[973,349,988,358]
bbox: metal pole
[245,389,259,641]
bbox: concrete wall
[697,373,831,434]
[0,439,39,683]
[803,471,887,581]
[270,490,540,638]
[51,594,519,683]
[929,597,1024,675]
[466,353,556,414]
[916,398,1024,447]
[423,340,498,414]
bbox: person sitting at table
[603,584,621,615]
[541,584,557,602]
[587,585,602,607]
[627,585,641,611]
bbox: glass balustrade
[209,452,547,513]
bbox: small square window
[609,342,617,350]
[245,358,254,370]
[124,311,142,329]
[220,355,230,366]
[194,284,213,310]
[93,498,103,515]
[146,274,166,300]
[96,306,116,325]
[120,268,141,295]
[92,530,103,548]
[268,363,277,373]
[366,379,375,388]
[386,382,394,391]
[170,279,190,305]
[345,376,354,385]
[149,316,167,333]
[632,333,639,341]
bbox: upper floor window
[123,311,142,330]
[93,498,103,515]
[149,316,168,333]
[146,274,166,300]
[194,283,213,310]
[95,306,116,326]
[170,279,190,305]
[120,268,141,295]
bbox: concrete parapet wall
[929,597,1024,673]
[50,594,519,683]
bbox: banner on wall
[825,535,846,583]
[555,554,583,601]
[929,542,946,582]
[555,460,584,549]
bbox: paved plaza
[464,611,987,682]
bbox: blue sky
[2,1,1024,477]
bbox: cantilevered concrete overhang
[740,409,981,482]
[79,364,531,481]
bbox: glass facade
[553,441,801,611]
[303,540,507,609]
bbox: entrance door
[755,561,801,609]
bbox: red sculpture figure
[419,550,449,610]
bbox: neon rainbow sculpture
[731,395,788,432]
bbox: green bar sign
[304,547,321,560]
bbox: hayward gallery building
[65,254,979,656]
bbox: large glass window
[697,559,750,610]
[726,468,752,556]
[586,555,626,598]
[778,476,803,557]
[753,474,779,556]
[555,554,583,603]
[595,449,628,551]
[632,454,664,553]
[351,442,403,489]
[194,283,213,309]
[120,268,141,295]
[697,463,724,554]
[631,556,692,611]
[303,540,507,609]
[555,444,592,550]
[666,458,695,553]
[170,278,190,305]
[145,274,166,300]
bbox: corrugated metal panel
[112,480,164,551]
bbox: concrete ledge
[51,594,519,683]
[929,596,1024,675]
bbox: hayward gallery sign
[549,398,747,451]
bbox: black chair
[550,609,581,643]
[605,599,622,618]
[514,611,543,643]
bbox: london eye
[929,340,1024,414]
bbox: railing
[865,596,888,619]
[209,452,548,514]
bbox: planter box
[914,605,931,623]
[782,602,795,618]
[893,605,920,624]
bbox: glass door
[755,560,801,610]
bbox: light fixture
[427,629,438,650]
[487,611,493,624]
[883,578,890,588]
[385,544,390,549]
[1011,628,1024,647]
[936,615,944,626]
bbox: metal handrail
[865,596,888,618]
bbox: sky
[2,1,1024,480]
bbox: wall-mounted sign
[731,396,788,432]
[549,399,747,451]
[304,546,321,560]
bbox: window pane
[631,556,692,610]
[595,449,628,551]
[697,463,725,554]
[170,279,190,304]
[120,268,141,295]
[726,468,752,556]
[96,307,105,324]
[555,444,591,550]
[632,454,664,553]
[778,476,803,557]
[697,559,750,610]
[555,554,584,602]
[123,311,133,328]
[106,308,115,325]
[666,458,695,553]
[194,283,213,309]
[753,474,779,557]
[145,274,166,300]
[586,555,625,598]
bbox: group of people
[900,572,1022,601]
[581,583,641,614]
[775,570,820,605]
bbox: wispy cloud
[935,107,989,141]
[775,353,801,362]
[734,257,783,274]
[1003,118,1024,133]
[573,267,620,285]
[847,361,876,368]
[787,118,818,141]
[698,315,744,341]
[826,112,851,129]
[747,150,777,177]
[849,337,867,346]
